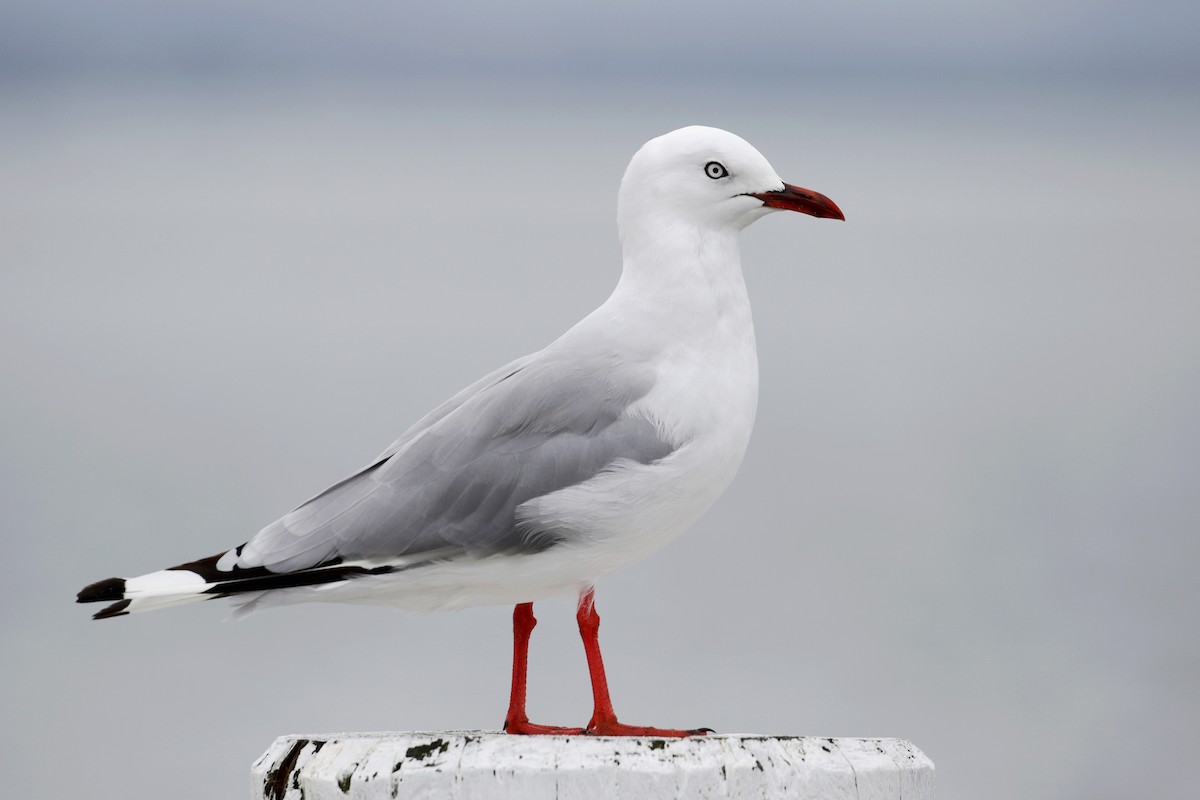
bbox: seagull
[77,125,843,737]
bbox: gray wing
[235,349,674,573]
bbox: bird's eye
[704,161,729,179]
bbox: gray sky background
[2,1,1199,80]
[2,3,1198,800]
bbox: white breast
[514,227,761,580]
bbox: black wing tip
[92,599,132,620]
[77,577,126,604]
[204,563,396,597]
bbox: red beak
[748,183,845,221]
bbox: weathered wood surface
[252,731,935,799]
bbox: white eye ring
[704,161,729,179]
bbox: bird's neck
[612,225,749,322]
[602,222,759,452]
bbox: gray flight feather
[235,348,675,573]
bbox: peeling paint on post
[252,731,935,799]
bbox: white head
[617,125,843,245]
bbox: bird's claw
[584,720,712,738]
[504,719,587,736]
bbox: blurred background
[2,2,1197,798]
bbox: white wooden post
[252,731,935,799]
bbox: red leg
[503,603,585,735]
[576,587,709,737]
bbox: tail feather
[77,577,127,604]
[77,547,399,620]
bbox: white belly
[274,412,754,614]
